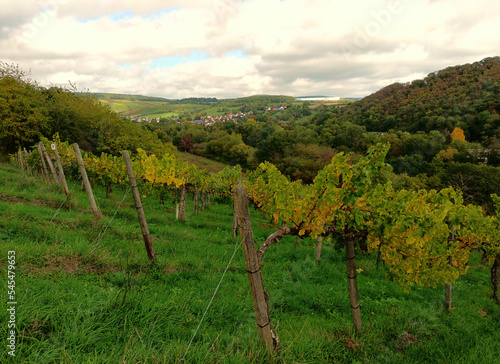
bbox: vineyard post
[232,193,238,238]
[23,148,32,175]
[376,240,384,266]
[346,232,362,332]
[194,189,199,215]
[316,236,323,265]
[18,150,25,171]
[174,188,179,204]
[179,183,187,221]
[40,142,60,185]
[491,253,500,301]
[445,226,455,311]
[36,143,51,183]
[73,143,101,220]
[203,191,210,209]
[234,184,279,352]
[53,144,71,200]
[201,191,206,211]
[122,150,157,263]
[106,184,112,197]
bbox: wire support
[181,237,242,362]
[89,185,131,254]
[50,176,81,222]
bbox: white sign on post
[51,143,56,150]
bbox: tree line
[0,62,171,159]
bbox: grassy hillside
[1,164,499,363]
[96,93,298,119]
[176,151,229,174]
[98,98,208,118]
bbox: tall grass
[1,164,499,363]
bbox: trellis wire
[50,175,82,222]
[181,235,244,362]
[89,185,131,254]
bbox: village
[130,109,275,126]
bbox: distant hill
[90,92,172,102]
[96,93,297,118]
[339,57,500,142]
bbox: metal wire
[50,175,81,222]
[181,236,243,362]
[89,185,131,254]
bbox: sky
[1,0,499,99]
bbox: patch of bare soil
[344,337,360,352]
[396,331,418,352]
[0,194,62,209]
[163,265,177,274]
[21,255,120,276]
[19,313,52,340]
[332,331,361,352]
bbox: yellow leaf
[273,210,279,223]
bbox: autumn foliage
[450,127,466,142]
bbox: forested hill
[340,57,500,142]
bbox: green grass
[1,164,499,363]
[98,97,243,119]
[202,106,241,116]
[99,99,210,118]
[176,152,229,174]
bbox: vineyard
[1,139,500,363]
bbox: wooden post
[73,143,101,220]
[36,143,51,183]
[40,142,60,185]
[18,150,26,171]
[201,191,206,211]
[174,188,179,204]
[316,236,322,265]
[234,184,279,352]
[232,194,238,238]
[491,253,500,301]
[122,150,156,263]
[445,226,455,311]
[53,144,71,199]
[23,148,32,175]
[193,189,199,215]
[179,183,187,221]
[346,234,362,332]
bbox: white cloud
[0,0,498,98]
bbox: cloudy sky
[1,0,499,99]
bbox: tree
[451,127,466,142]
[179,133,194,152]
[0,76,50,154]
[436,147,458,161]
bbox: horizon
[92,91,362,101]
